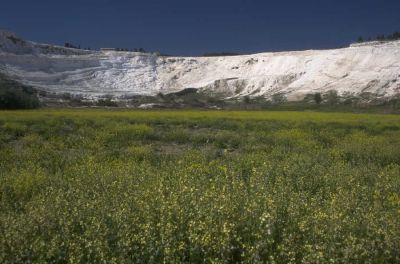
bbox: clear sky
[1,0,399,55]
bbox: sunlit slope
[1,30,400,100]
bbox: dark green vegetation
[357,31,400,43]
[1,110,400,263]
[0,75,40,109]
[202,52,243,57]
[47,89,400,114]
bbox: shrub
[271,93,287,105]
[242,95,251,104]
[314,92,322,104]
[323,90,339,105]
[96,98,118,107]
[0,77,40,109]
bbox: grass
[1,110,400,263]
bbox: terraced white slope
[1,30,400,100]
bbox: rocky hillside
[1,30,400,101]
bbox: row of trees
[64,42,81,49]
[357,31,400,43]
[203,52,241,57]
[303,90,340,105]
[64,42,148,53]
[235,90,400,113]
[242,90,340,106]
[119,48,146,52]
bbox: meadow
[0,110,400,263]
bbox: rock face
[1,30,400,100]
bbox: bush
[271,93,287,105]
[0,77,40,109]
[314,93,322,104]
[242,95,251,104]
[96,98,118,107]
[324,90,339,105]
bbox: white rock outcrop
[1,30,400,100]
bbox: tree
[0,81,40,109]
[64,42,79,49]
[314,93,322,104]
[341,91,356,105]
[243,95,251,104]
[324,90,339,105]
[390,32,400,40]
[376,35,386,41]
[271,93,287,105]
[302,93,314,103]
[357,31,400,44]
[96,98,118,107]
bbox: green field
[1,110,400,263]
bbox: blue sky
[1,0,399,55]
